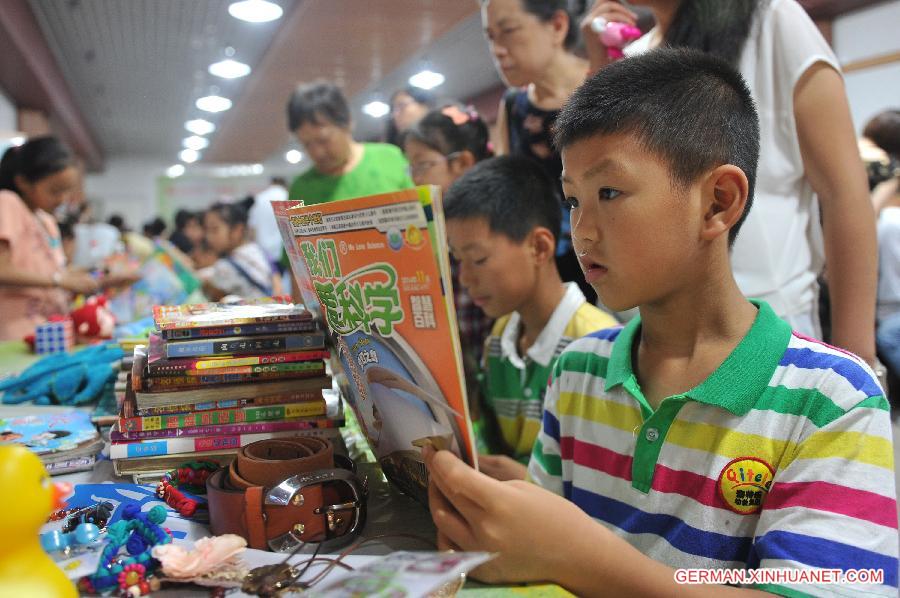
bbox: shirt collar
[500,283,587,369]
[604,300,791,415]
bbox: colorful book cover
[109,427,341,459]
[120,398,330,432]
[274,186,476,504]
[142,362,325,391]
[163,332,326,358]
[145,336,327,375]
[110,417,341,441]
[153,295,310,332]
[0,411,100,460]
[134,376,332,409]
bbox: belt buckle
[264,468,365,552]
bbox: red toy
[591,17,642,60]
[70,295,116,340]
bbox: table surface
[0,340,41,378]
[0,341,572,596]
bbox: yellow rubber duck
[0,445,77,598]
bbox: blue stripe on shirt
[750,529,898,587]
[565,482,753,564]
[779,348,882,398]
[586,327,624,341]
[542,409,560,444]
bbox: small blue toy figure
[0,343,122,405]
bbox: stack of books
[110,296,340,479]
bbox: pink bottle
[591,17,643,60]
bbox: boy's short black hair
[287,80,351,132]
[444,155,561,246]
[554,47,760,245]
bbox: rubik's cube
[34,318,74,355]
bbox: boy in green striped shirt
[443,155,615,481]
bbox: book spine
[146,349,330,376]
[110,428,338,459]
[146,360,191,375]
[143,365,324,391]
[133,391,323,416]
[161,320,316,340]
[190,349,330,371]
[111,418,338,441]
[185,361,325,376]
[120,399,327,431]
[165,333,326,358]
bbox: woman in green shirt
[286,81,413,205]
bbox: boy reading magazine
[423,48,898,597]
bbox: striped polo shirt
[529,300,899,596]
[479,283,616,461]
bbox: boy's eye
[473,257,488,266]
[562,196,579,210]
[599,188,621,201]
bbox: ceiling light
[285,149,303,164]
[179,149,199,163]
[209,58,251,79]
[228,0,283,23]
[362,101,390,118]
[185,119,216,135]
[196,95,232,113]
[183,136,209,151]
[409,69,445,90]
[166,164,185,178]
[251,164,264,175]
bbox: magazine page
[273,186,475,503]
[0,411,99,458]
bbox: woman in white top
[581,0,877,364]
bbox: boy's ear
[529,226,557,264]
[450,151,476,175]
[699,165,749,242]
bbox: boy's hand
[424,446,594,586]
[476,454,527,481]
[580,1,639,73]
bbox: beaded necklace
[79,504,171,595]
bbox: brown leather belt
[206,437,366,552]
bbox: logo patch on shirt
[717,457,774,515]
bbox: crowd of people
[2,0,899,593]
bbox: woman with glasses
[386,86,436,148]
[482,0,596,304]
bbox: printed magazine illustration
[273,186,476,503]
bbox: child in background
[443,155,615,481]
[424,49,897,596]
[0,137,98,340]
[865,110,900,388]
[403,103,495,416]
[201,202,277,301]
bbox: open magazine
[273,186,476,504]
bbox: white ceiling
[27,0,503,168]
[29,0,293,157]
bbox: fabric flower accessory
[152,534,248,587]
[441,104,478,126]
